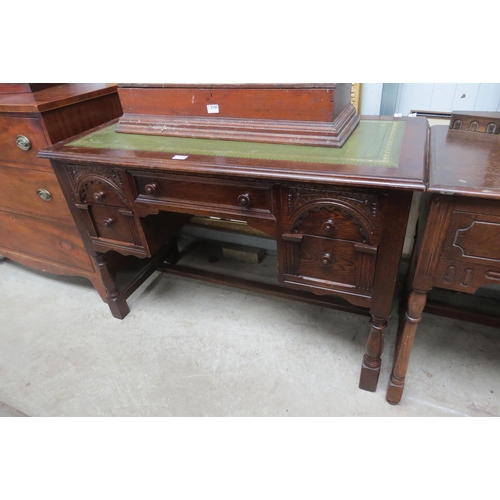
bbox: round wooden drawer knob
[237,193,251,208]
[145,183,157,195]
[319,253,333,268]
[93,191,106,202]
[321,219,335,235]
[16,135,32,151]
[36,188,52,202]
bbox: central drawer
[133,173,274,219]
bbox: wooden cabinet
[0,84,122,299]
[387,124,500,404]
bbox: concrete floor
[1,242,500,417]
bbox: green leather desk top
[68,120,406,168]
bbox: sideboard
[0,84,122,299]
[39,116,428,393]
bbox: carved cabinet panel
[279,185,383,306]
[67,165,148,257]
[435,204,500,293]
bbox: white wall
[360,83,500,116]
[395,83,500,115]
[360,83,383,115]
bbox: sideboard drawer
[133,173,273,218]
[0,210,93,272]
[0,116,50,167]
[0,165,74,225]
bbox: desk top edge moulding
[115,83,360,148]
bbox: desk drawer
[0,165,74,225]
[134,173,273,218]
[0,115,50,167]
[88,204,139,244]
[290,203,379,243]
[283,234,377,294]
[282,185,381,246]
[300,235,377,289]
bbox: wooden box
[116,83,359,147]
[0,83,62,94]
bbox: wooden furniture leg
[359,315,388,391]
[386,288,428,404]
[359,189,414,392]
[94,253,130,319]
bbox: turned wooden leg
[359,316,388,392]
[386,289,428,404]
[94,253,130,319]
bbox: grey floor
[1,240,499,417]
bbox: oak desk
[387,125,500,404]
[39,116,427,393]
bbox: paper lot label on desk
[68,121,406,168]
[206,104,219,114]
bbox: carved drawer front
[78,177,128,208]
[279,186,381,305]
[0,210,93,272]
[67,165,146,254]
[283,234,377,294]
[0,165,74,225]
[283,186,381,244]
[0,116,50,167]
[434,210,500,292]
[289,204,379,243]
[133,173,273,219]
[86,204,139,244]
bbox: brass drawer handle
[321,219,335,235]
[16,135,32,151]
[319,252,333,268]
[145,183,157,195]
[36,188,52,201]
[237,193,251,208]
[93,191,106,202]
[103,218,115,227]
